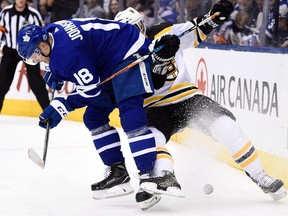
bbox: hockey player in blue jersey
[16,18,182,200]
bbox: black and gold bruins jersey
[144,19,208,108]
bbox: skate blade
[93,182,134,200]
[269,187,287,201]
[140,182,185,198]
[140,194,161,210]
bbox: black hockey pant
[0,46,49,112]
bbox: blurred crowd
[1,0,287,48]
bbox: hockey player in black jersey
[112,0,287,210]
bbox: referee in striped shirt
[0,0,49,113]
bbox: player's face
[36,41,51,64]
[27,48,43,64]
[24,44,49,65]
[22,49,40,65]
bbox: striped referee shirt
[0,3,42,49]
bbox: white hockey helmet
[114,7,146,35]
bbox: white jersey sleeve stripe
[124,33,146,59]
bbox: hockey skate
[135,188,161,210]
[248,171,287,201]
[139,170,185,198]
[91,162,134,199]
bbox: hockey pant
[146,94,264,177]
[84,95,156,174]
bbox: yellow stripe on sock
[156,147,168,152]
[156,154,174,162]
[232,141,252,160]
[238,151,258,168]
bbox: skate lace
[134,172,150,180]
[102,166,112,180]
[253,171,275,188]
[134,170,174,180]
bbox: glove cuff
[50,98,74,119]
[152,53,174,63]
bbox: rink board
[2,46,288,188]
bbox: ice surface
[1,115,287,216]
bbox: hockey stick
[178,12,220,39]
[69,12,219,96]
[28,82,56,169]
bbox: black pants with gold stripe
[146,94,236,142]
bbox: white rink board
[183,47,288,158]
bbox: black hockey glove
[210,0,234,25]
[153,34,180,62]
[195,0,234,35]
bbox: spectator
[72,0,105,18]
[140,0,154,16]
[158,0,179,24]
[0,0,50,113]
[0,0,10,11]
[126,0,143,11]
[46,0,79,22]
[38,0,51,25]
[231,0,255,21]
[250,0,264,32]
[214,8,257,46]
[185,0,211,21]
[102,0,110,15]
[265,0,288,47]
[106,0,119,20]
[279,0,288,47]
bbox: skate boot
[135,188,161,210]
[91,162,134,199]
[248,171,287,201]
[139,170,185,198]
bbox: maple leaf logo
[195,58,208,96]
[197,69,206,94]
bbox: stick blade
[28,148,45,169]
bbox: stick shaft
[28,86,56,169]
[96,55,149,88]
[178,12,220,39]
[42,87,56,165]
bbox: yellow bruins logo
[166,59,179,81]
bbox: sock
[210,116,263,176]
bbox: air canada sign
[195,58,279,117]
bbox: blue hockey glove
[39,97,75,129]
[43,67,64,90]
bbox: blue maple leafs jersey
[44,18,151,107]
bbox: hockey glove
[43,67,64,90]
[39,97,75,129]
[196,0,233,35]
[210,0,234,25]
[153,34,180,62]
